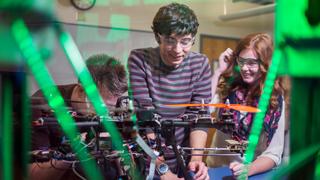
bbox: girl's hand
[217,48,233,74]
[229,161,249,178]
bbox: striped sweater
[128,47,211,175]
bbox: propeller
[164,103,260,113]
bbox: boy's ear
[155,34,161,44]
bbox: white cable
[74,137,95,155]
[135,134,158,180]
[72,161,87,180]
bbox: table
[208,166,274,180]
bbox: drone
[30,97,259,180]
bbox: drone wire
[72,161,87,180]
[50,159,72,170]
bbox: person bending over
[128,3,211,180]
[30,54,128,180]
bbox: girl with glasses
[207,33,285,178]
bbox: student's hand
[229,161,249,178]
[217,48,233,74]
[188,161,209,180]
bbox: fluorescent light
[219,3,275,21]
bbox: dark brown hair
[85,54,128,97]
[152,3,199,43]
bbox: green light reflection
[276,0,320,76]
[143,0,168,4]
[240,50,282,179]
[275,0,320,177]
[0,0,33,8]
[271,144,320,179]
[3,80,13,180]
[124,0,139,6]
[95,0,110,6]
[107,15,130,42]
[56,25,139,178]
[21,72,30,178]
[11,19,103,180]
[315,151,320,179]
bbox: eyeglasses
[158,34,194,48]
[236,57,260,68]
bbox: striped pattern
[128,47,211,117]
[128,47,211,174]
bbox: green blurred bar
[56,25,125,155]
[238,50,281,180]
[2,79,13,180]
[315,151,320,180]
[55,24,141,178]
[11,19,103,180]
[21,71,30,179]
[275,0,320,177]
[271,144,320,179]
[276,0,320,76]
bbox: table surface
[208,166,274,180]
